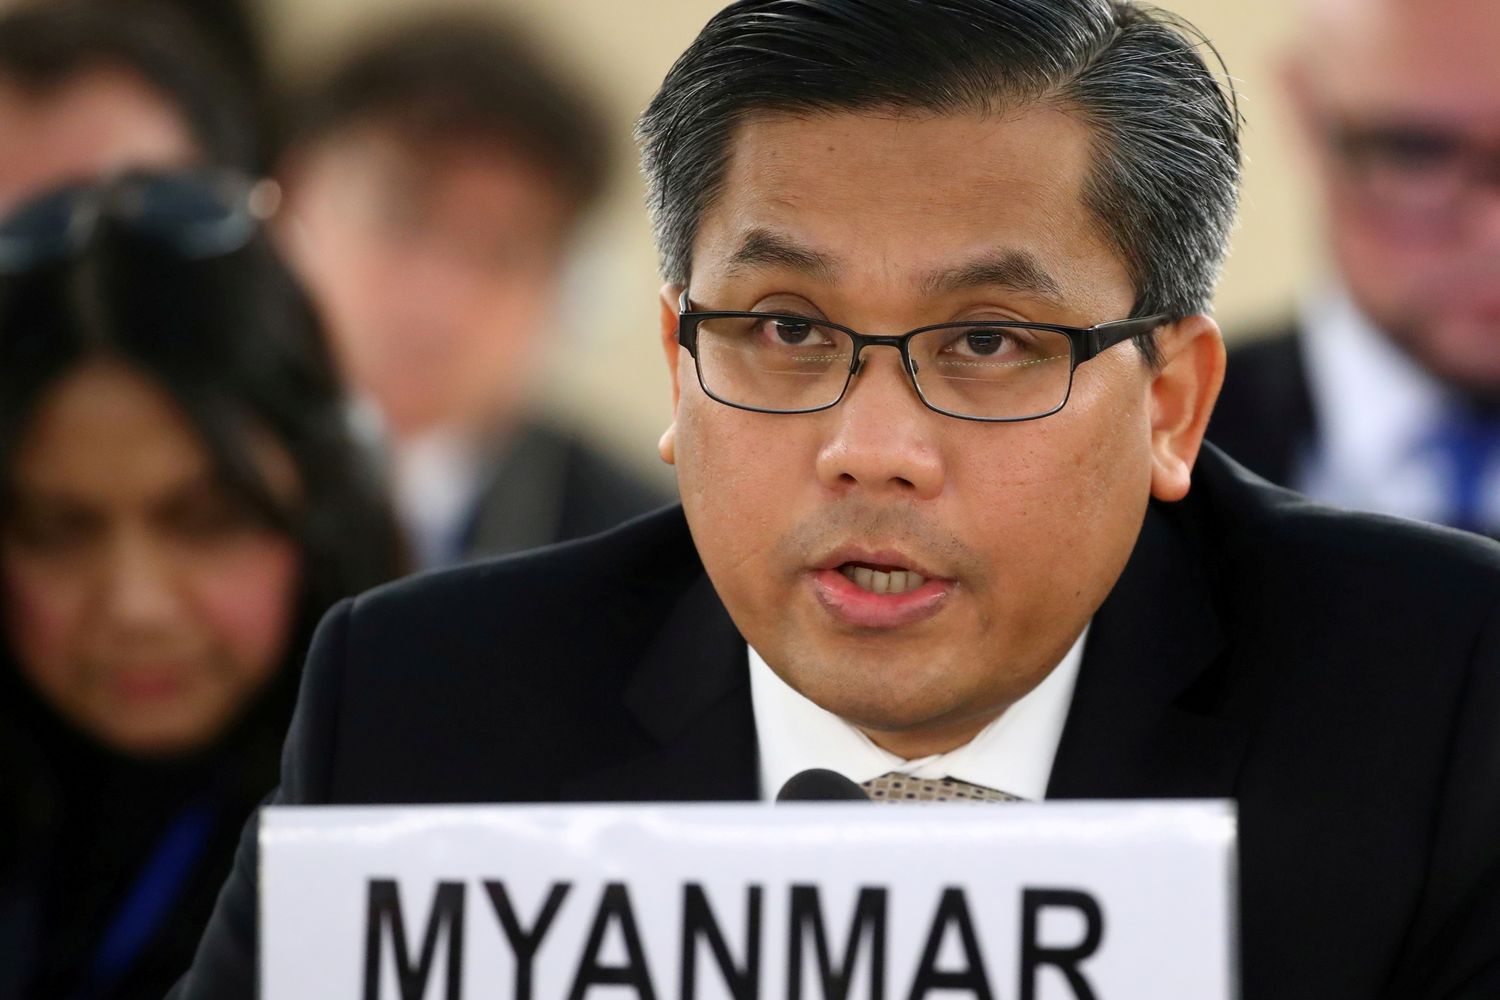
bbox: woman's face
[1,361,302,757]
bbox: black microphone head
[776,769,871,802]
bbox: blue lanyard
[75,796,218,998]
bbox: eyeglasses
[677,289,1170,422]
[1327,118,1500,224]
[0,169,280,275]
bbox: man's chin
[1382,317,1500,402]
[788,671,1003,755]
[844,704,1006,759]
[1420,349,1500,406]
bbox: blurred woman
[0,171,404,999]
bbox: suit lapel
[1048,500,1249,799]
[561,571,759,803]
[560,491,1248,805]
[463,424,570,558]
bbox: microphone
[776,769,871,802]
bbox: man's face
[1292,0,1500,393]
[659,109,1218,757]
[283,129,574,439]
[0,66,198,215]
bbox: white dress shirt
[749,627,1088,802]
[1295,287,1500,530]
[391,429,489,570]
[345,397,493,570]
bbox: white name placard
[261,801,1237,1000]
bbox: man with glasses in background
[1211,0,1500,538]
[174,2,1500,998]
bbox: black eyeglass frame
[676,289,1173,423]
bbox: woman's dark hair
[638,0,1242,366]
[0,183,405,674]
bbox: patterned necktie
[861,771,1023,803]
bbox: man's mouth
[837,562,928,595]
[809,550,953,629]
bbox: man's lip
[808,568,953,629]
[811,547,949,581]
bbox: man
[174,2,1500,998]
[1210,0,1500,537]
[0,0,256,213]
[278,14,670,568]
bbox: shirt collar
[749,626,1088,803]
[1297,287,1452,512]
[391,427,489,569]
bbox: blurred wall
[269,0,1324,472]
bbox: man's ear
[658,284,684,465]
[1148,314,1225,502]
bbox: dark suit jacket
[1207,323,1315,489]
[171,445,1500,1000]
[457,421,674,561]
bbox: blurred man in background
[0,0,258,212]
[278,13,670,569]
[1211,0,1500,537]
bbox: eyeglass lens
[692,314,1075,419]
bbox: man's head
[641,0,1239,757]
[0,0,255,214]
[279,14,610,440]
[1287,0,1500,396]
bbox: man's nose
[815,345,945,499]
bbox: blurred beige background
[67,0,1336,475]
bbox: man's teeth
[839,565,927,595]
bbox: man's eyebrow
[921,249,1065,303]
[725,228,841,283]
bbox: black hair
[0,187,405,677]
[288,11,611,217]
[637,0,1243,365]
[0,0,259,171]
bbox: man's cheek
[679,404,760,513]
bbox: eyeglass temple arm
[1080,314,1173,362]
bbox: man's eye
[961,330,1007,356]
[1345,128,1464,174]
[766,318,815,344]
[943,328,1019,358]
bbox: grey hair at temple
[636,0,1242,366]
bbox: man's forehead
[692,109,1130,317]
[1304,0,1500,117]
[720,226,1067,307]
